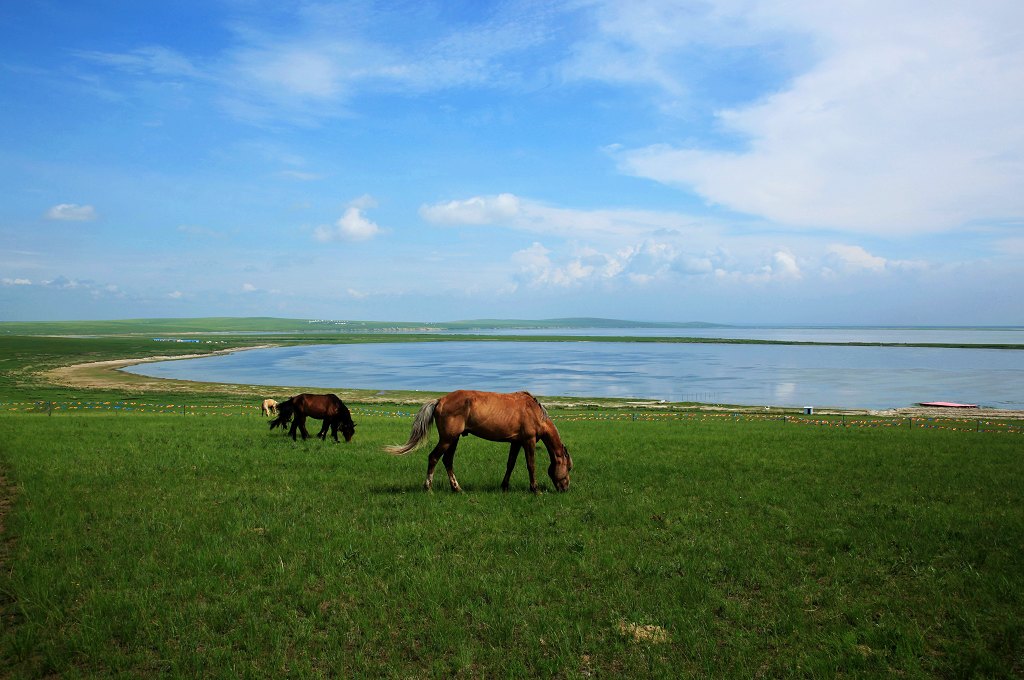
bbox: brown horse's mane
[518,390,549,420]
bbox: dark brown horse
[269,393,355,442]
[386,390,572,493]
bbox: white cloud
[510,241,552,270]
[610,0,1024,235]
[824,244,927,274]
[236,47,345,98]
[279,170,323,181]
[511,242,592,287]
[507,231,830,289]
[422,191,985,299]
[314,197,382,242]
[772,250,802,279]
[826,244,887,272]
[76,46,203,79]
[42,276,82,289]
[45,204,97,221]
[511,238,715,289]
[421,192,722,241]
[420,193,521,225]
[186,5,558,122]
[560,0,756,97]
[2,278,32,286]
[178,224,227,239]
[427,193,913,288]
[241,283,258,292]
[348,194,378,211]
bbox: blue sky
[2,0,1022,325]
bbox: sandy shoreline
[38,345,1024,419]
[42,345,283,396]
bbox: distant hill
[439,318,727,329]
[0,316,728,335]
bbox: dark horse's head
[338,402,356,442]
[548,445,573,492]
[340,419,356,442]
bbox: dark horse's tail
[385,399,438,454]
[269,397,294,431]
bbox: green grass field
[1,321,1022,677]
[2,411,1021,677]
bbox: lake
[124,337,1024,410]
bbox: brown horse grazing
[386,390,572,493]
[269,393,355,442]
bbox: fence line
[2,400,1020,436]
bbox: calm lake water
[125,335,1024,410]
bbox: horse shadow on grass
[367,482,556,495]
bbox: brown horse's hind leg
[424,441,443,491]
[501,442,522,491]
[424,437,462,492]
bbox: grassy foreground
[1,411,1021,677]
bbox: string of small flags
[0,400,1019,435]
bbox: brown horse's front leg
[524,439,539,493]
[501,442,521,491]
[296,415,310,440]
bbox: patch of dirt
[868,406,1024,421]
[618,620,670,644]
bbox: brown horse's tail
[385,399,438,454]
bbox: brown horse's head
[548,446,573,492]
[341,421,356,442]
